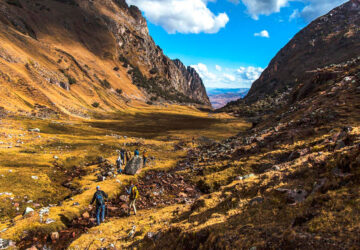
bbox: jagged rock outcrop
[173,59,211,106]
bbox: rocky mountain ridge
[0,0,210,118]
[222,0,360,116]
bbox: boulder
[50,232,59,242]
[26,246,38,250]
[82,212,90,219]
[178,192,187,198]
[23,207,35,217]
[97,175,106,182]
[119,195,128,203]
[28,128,40,133]
[249,197,264,206]
[236,173,255,181]
[335,140,346,150]
[107,206,118,212]
[124,156,143,175]
[0,239,11,249]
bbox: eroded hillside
[222,0,360,116]
[0,0,210,119]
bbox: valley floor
[0,105,250,249]
[1,59,360,250]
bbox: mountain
[222,0,360,116]
[0,0,210,118]
[207,88,249,108]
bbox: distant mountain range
[207,88,249,109]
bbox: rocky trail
[18,157,201,249]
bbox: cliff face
[0,0,210,118]
[105,0,210,105]
[222,0,360,114]
[173,59,211,106]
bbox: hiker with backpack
[126,150,131,162]
[134,149,140,156]
[120,148,126,164]
[143,149,148,167]
[116,151,123,174]
[125,181,139,215]
[90,186,108,225]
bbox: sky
[126,0,347,89]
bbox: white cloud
[125,0,229,34]
[289,9,300,21]
[241,0,288,20]
[215,65,222,71]
[237,0,347,22]
[191,63,264,88]
[254,30,270,38]
[224,74,236,81]
[236,66,263,81]
[191,63,217,81]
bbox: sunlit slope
[0,9,142,117]
[0,0,210,119]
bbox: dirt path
[19,161,200,249]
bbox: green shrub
[67,75,77,85]
[99,79,111,89]
[119,55,130,68]
[6,0,22,8]
[149,67,158,75]
[92,102,100,108]
[116,89,123,95]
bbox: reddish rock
[119,195,128,202]
[26,246,38,250]
[50,232,59,242]
[107,206,118,212]
[82,212,90,219]
[178,192,187,198]
[120,203,129,210]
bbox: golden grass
[0,105,249,244]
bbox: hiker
[192,137,195,146]
[116,152,123,174]
[125,181,139,215]
[134,149,140,156]
[120,148,126,164]
[90,186,108,225]
[126,150,131,162]
[143,149,148,167]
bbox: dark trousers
[95,204,106,225]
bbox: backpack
[130,186,139,200]
[116,156,122,167]
[95,191,105,205]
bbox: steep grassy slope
[0,0,210,119]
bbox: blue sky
[126,0,347,89]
